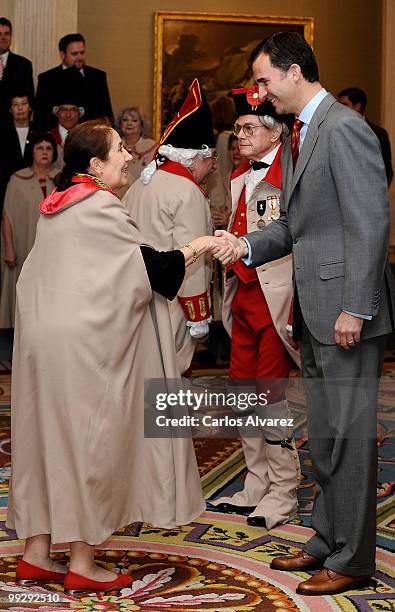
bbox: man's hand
[211,208,230,228]
[287,329,299,350]
[334,311,363,350]
[211,230,248,265]
[187,318,211,338]
[205,235,235,261]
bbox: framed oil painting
[153,11,314,140]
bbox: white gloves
[187,317,212,338]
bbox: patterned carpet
[0,369,393,611]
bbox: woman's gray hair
[114,106,151,138]
[140,144,212,184]
[258,114,289,143]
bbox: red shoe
[64,571,132,594]
[16,559,67,585]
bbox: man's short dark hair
[250,31,319,83]
[337,87,367,113]
[0,17,12,32]
[58,33,85,53]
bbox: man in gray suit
[214,32,394,596]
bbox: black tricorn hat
[232,86,282,120]
[52,67,85,112]
[160,78,215,149]
[232,85,294,130]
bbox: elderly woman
[0,132,58,328]
[210,134,243,230]
[0,93,35,210]
[123,79,216,375]
[6,120,228,594]
[115,106,157,197]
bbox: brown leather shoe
[270,550,322,571]
[296,569,372,595]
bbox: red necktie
[291,119,303,169]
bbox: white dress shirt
[0,51,9,69]
[16,126,29,156]
[245,144,280,201]
[58,124,68,144]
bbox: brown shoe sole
[296,577,372,596]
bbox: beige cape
[0,168,56,328]
[6,189,205,544]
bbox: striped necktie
[291,119,303,169]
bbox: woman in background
[211,133,243,230]
[115,106,157,197]
[0,132,57,328]
[0,93,34,211]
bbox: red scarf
[40,174,118,216]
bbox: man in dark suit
[0,17,34,125]
[215,32,394,596]
[338,87,393,186]
[34,33,113,130]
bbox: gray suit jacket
[247,93,395,344]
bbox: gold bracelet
[183,243,198,263]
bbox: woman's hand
[2,213,16,268]
[181,235,234,267]
[4,248,16,268]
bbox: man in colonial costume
[123,78,216,375]
[211,87,300,530]
[48,68,85,169]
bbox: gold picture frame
[153,11,314,141]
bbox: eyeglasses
[233,123,266,137]
[58,106,80,114]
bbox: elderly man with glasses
[211,87,301,530]
[48,68,85,169]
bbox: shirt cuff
[240,237,253,266]
[343,310,373,321]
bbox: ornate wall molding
[0,0,78,80]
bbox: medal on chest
[267,195,280,221]
[256,199,266,229]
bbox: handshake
[200,230,249,266]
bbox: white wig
[140,144,212,185]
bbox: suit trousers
[300,320,387,576]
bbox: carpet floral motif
[0,372,393,611]
[0,550,298,611]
